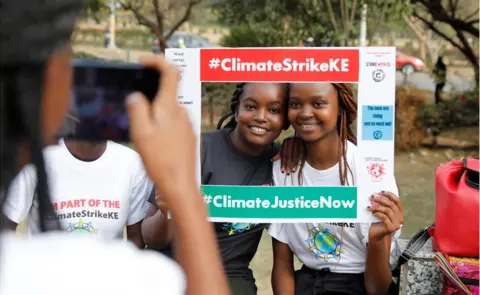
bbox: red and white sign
[166,46,396,223]
[200,48,359,82]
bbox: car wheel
[401,64,415,75]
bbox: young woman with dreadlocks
[268,83,404,295]
[143,82,290,295]
[0,1,229,294]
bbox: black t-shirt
[145,189,175,260]
[147,129,280,282]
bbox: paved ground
[396,71,475,92]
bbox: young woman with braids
[268,83,404,295]
[143,82,290,295]
[0,1,229,294]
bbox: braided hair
[333,83,357,186]
[289,83,357,186]
[216,83,246,130]
[216,83,290,131]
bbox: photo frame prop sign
[166,47,396,223]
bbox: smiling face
[288,83,339,143]
[234,83,287,148]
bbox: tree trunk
[208,95,214,127]
[159,37,167,54]
[419,39,426,62]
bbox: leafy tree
[410,0,479,86]
[119,0,203,53]
[212,0,408,47]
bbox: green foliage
[212,0,409,47]
[82,0,110,22]
[221,26,290,47]
[74,51,103,59]
[420,89,480,134]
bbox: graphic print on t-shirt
[222,222,259,236]
[221,183,269,235]
[66,219,99,235]
[304,224,344,262]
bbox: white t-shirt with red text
[3,139,152,240]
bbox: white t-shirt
[3,139,153,240]
[0,232,185,295]
[268,141,400,274]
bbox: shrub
[420,89,479,135]
[221,26,281,47]
[74,51,100,59]
[395,85,428,151]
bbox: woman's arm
[127,55,229,295]
[271,238,295,295]
[365,191,404,295]
[364,235,393,295]
[126,221,145,248]
[141,204,173,248]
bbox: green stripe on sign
[201,185,357,220]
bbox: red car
[396,51,425,73]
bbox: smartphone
[60,59,160,142]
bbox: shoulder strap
[434,252,473,295]
[392,224,433,276]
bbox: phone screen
[61,59,160,142]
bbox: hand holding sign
[367,191,404,241]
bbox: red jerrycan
[431,158,479,257]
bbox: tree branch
[339,0,347,30]
[121,1,157,29]
[152,0,164,24]
[151,0,164,36]
[413,0,479,36]
[324,0,339,32]
[348,0,358,33]
[464,8,479,22]
[414,12,463,50]
[403,14,426,41]
[164,0,202,40]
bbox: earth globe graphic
[232,223,250,230]
[314,231,338,255]
[69,227,92,235]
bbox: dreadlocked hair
[332,83,357,186]
[0,0,82,233]
[216,83,291,131]
[283,83,357,186]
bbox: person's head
[303,37,315,47]
[287,83,357,184]
[0,1,83,230]
[217,83,289,150]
